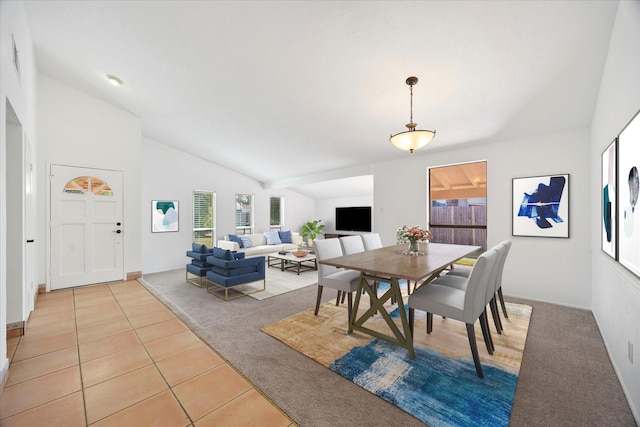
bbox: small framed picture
[601,139,617,259]
[152,200,179,233]
[512,174,569,238]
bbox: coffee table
[267,252,317,275]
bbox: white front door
[50,165,124,290]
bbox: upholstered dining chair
[340,235,365,255]
[445,240,512,332]
[361,233,382,251]
[313,238,361,324]
[408,248,498,378]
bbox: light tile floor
[2,280,296,427]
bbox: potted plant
[292,241,308,257]
[301,219,325,248]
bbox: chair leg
[426,312,433,334]
[479,310,494,355]
[498,287,508,318]
[347,292,353,322]
[341,290,346,304]
[466,323,484,378]
[335,291,341,306]
[314,286,324,315]
[490,297,503,334]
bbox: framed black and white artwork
[512,174,569,238]
[618,110,640,277]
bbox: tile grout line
[73,287,90,427]
[107,281,196,426]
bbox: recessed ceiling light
[106,74,124,86]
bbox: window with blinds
[235,193,253,235]
[193,191,216,247]
[270,196,283,231]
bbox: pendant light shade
[390,76,435,153]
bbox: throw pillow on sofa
[264,231,282,245]
[228,234,244,248]
[239,236,253,248]
[278,230,292,243]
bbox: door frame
[46,162,126,291]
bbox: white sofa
[217,231,303,257]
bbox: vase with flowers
[396,225,432,255]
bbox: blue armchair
[186,243,215,287]
[205,248,266,300]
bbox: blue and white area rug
[262,297,532,427]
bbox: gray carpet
[140,270,637,427]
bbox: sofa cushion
[278,230,292,243]
[211,265,257,277]
[212,247,234,260]
[240,236,253,248]
[264,231,282,245]
[192,243,208,254]
[228,234,244,248]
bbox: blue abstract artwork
[513,175,569,238]
[152,200,179,232]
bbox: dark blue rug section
[330,339,517,427]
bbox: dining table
[319,242,481,359]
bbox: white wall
[591,0,640,420]
[37,76,142,283]
[141,138,315,274]
[0,0,38,389]
[373,127,592,308]
[315,196,374,233]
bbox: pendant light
[390,76,435,153]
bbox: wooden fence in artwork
[429,205,487,251]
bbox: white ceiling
[22,0,619,198]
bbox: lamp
[390,76,435,153]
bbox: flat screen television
[335,206,372,232]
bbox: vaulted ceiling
[22,1,619,198]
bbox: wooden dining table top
[319,243,481,283]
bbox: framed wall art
[601,139,617,259]
[512,174,569,238]
[152,200,179,232]
[618,110,640,277]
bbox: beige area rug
[262,293,532,426]
[247,262,318,300]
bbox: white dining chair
[445,240,511,333]
[313,238,360,323]
[340,235,365,255]
[408,248,498,378]
[361,233,382,251]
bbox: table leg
[348,273,415,359]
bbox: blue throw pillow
[264,231,282,245]
[240,236,253,248]
[192,243,208,254]
[278,230,292,243]
[212,247,234,260]
[228,234,244,248]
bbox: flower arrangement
[396,225,432,244]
